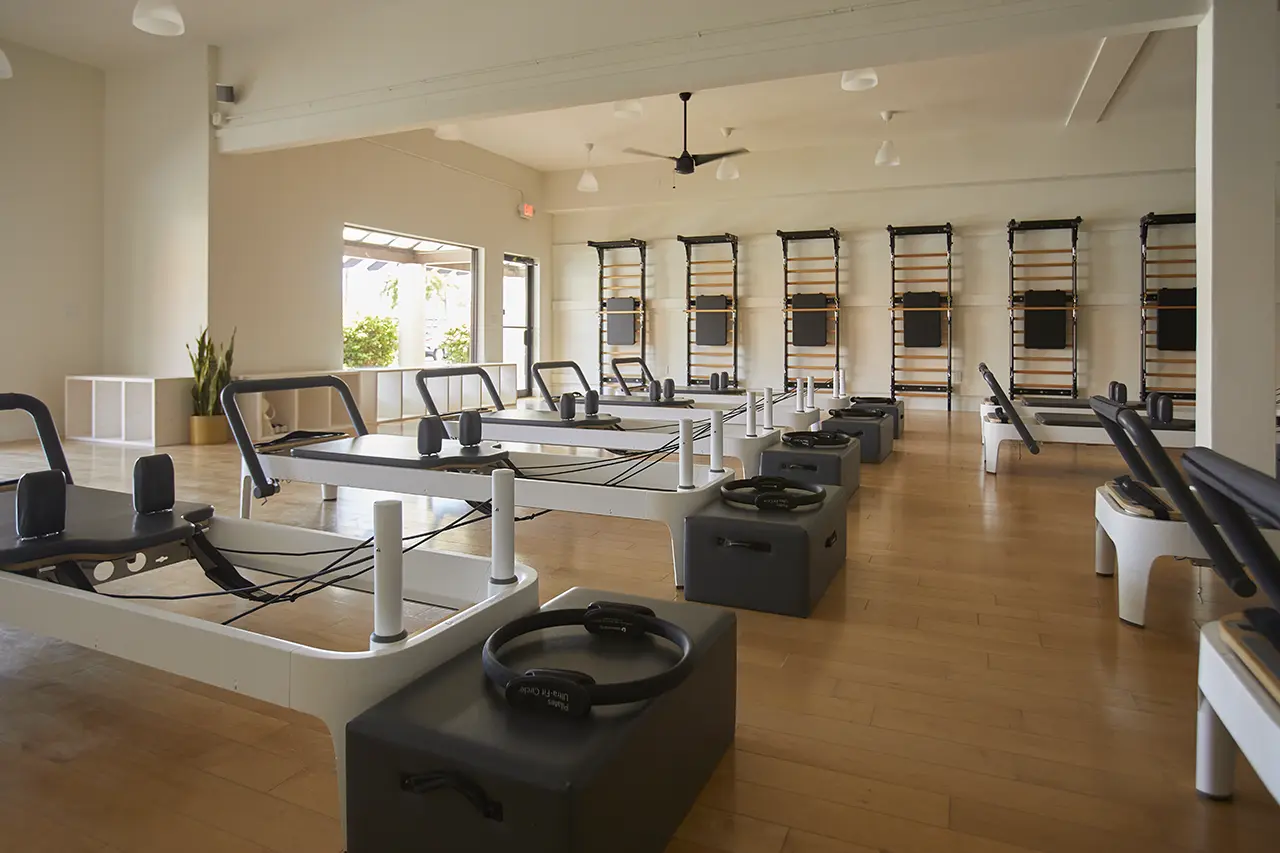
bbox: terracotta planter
[189,414,230,445]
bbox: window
[341,226,476,369]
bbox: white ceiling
[0,0,360,69]
[444,28,1197,172]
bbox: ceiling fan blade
[623,147,678,162]
[691,148,749,167]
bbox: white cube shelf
[64,376,193,447]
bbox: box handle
[401,771,504,821]
[716,536,772,554]
[783,462,818,472]
[825,531,838,548]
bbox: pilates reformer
[415,364,779,477]
[0,393,539,847]
[537,358,821,430]
[978,363,1194,475]
[225,375,734,586]
[1090,394,1278,627]
[1136,447,1280,803]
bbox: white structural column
[1195,0,1277,472]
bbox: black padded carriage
[291,434,509,470]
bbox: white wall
[548,114,1210,408]
[103,47,216,377]
[0,41,104,441]
[208,131,550,375]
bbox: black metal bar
[888,226,897,401]
[684,237,694,387]
[676,233,738,246]
[610,357,657,394]
[1140,212,1196,228]
[780,231,791,391]
[414,365,505,418]
[1088,396,1158,485]
[1183,448,1280,606]
[221,375,367,500]
[886,223,953,237]
[977,362,1039,454]
[833,231,842,391]
[776,228,840,242]
[732,237,740,388]
[1008,217,1084,232]
[531,361,593,411]
[638,243,648,389]
[1070,219,1080,398]
[1140,213,1150,401]
[946,225,954,412]
[1007,222,1016,395]
[586,239,646,250]
[1109,421,1256,598]
[594,242,605,392]
[0,393,73,484]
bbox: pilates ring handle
[782,431,850,449]
[720,476,826,512]
[222,375,368,500]
[531,361,594,412]
[610,357,658,396]
[482,601,695,718]
[0,393,73,485]
[414,365,505,419]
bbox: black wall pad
[590,238,648,389]
[1140,212,1197,404]
[902,292,943,348]
[679,233,739,388]
[791,293,830,346]
[1022,290,1069,349]
[1156,288,1196,351]
[888,223,954,410]
[779,228,841,391]
[605,297,638,345]
[1008,217,1081,398]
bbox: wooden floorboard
[0,411,1276,851]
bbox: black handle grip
[413,366,505,418]
[0,393,73,484]
[611,357,657,396]
[716,537,772,553]
[221,375,368,500]
[531,361,593,411]
[401,771,503,822]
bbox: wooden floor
[1,412,1277,852]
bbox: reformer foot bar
[224,375,734,586]
[1008,217,1082,399]
[416,365,778,477]
[977,363,1194,475]
[888,223,955,410]
[1139,212,1197,408]
[0,393,539,848]
[679,233,741,390]
[537,358,820,430]
[1124,438,1280,803]
[1090,394,1279,627]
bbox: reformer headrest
[1108,381,1128,404]
[418,416,446,456]
[1146,393,1173,425]
[559,393,576,421]
[720,371,730,390]
[133,454,175,515]
[16,469,67,540]
[457,411,483,447]
[709,373,721,392]
[584,390,599,417]
[648,381,661,402]
[663,378,676,401]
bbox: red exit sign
[517,202,536,219]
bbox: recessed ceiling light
[434,124,464,141]
[841,68,878,92]
[132,0,185,37]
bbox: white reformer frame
[226,375,733,587]
[1195,623,1280,803]
[1094,486,1280,626]
[981,415,1195,474]
[0,467,538,848]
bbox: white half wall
[208,131,550,375]
[103,47,216,377]
[0,41,104,441]
[548,114,1227,408]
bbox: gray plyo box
[820,414,894,463]
[760,440,861,492]
[684,488,847,617]
[345,588,736,853]
[850,397,905,438]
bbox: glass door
[502,255,535,396]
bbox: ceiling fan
[624,92,747,175]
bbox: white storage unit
[64,375,193,447]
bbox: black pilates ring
[481,601,695,718]
[720,476,826,512]
[782,430,851,449]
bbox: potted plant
[187,327,235,445]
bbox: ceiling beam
[1066,32,1151,126]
